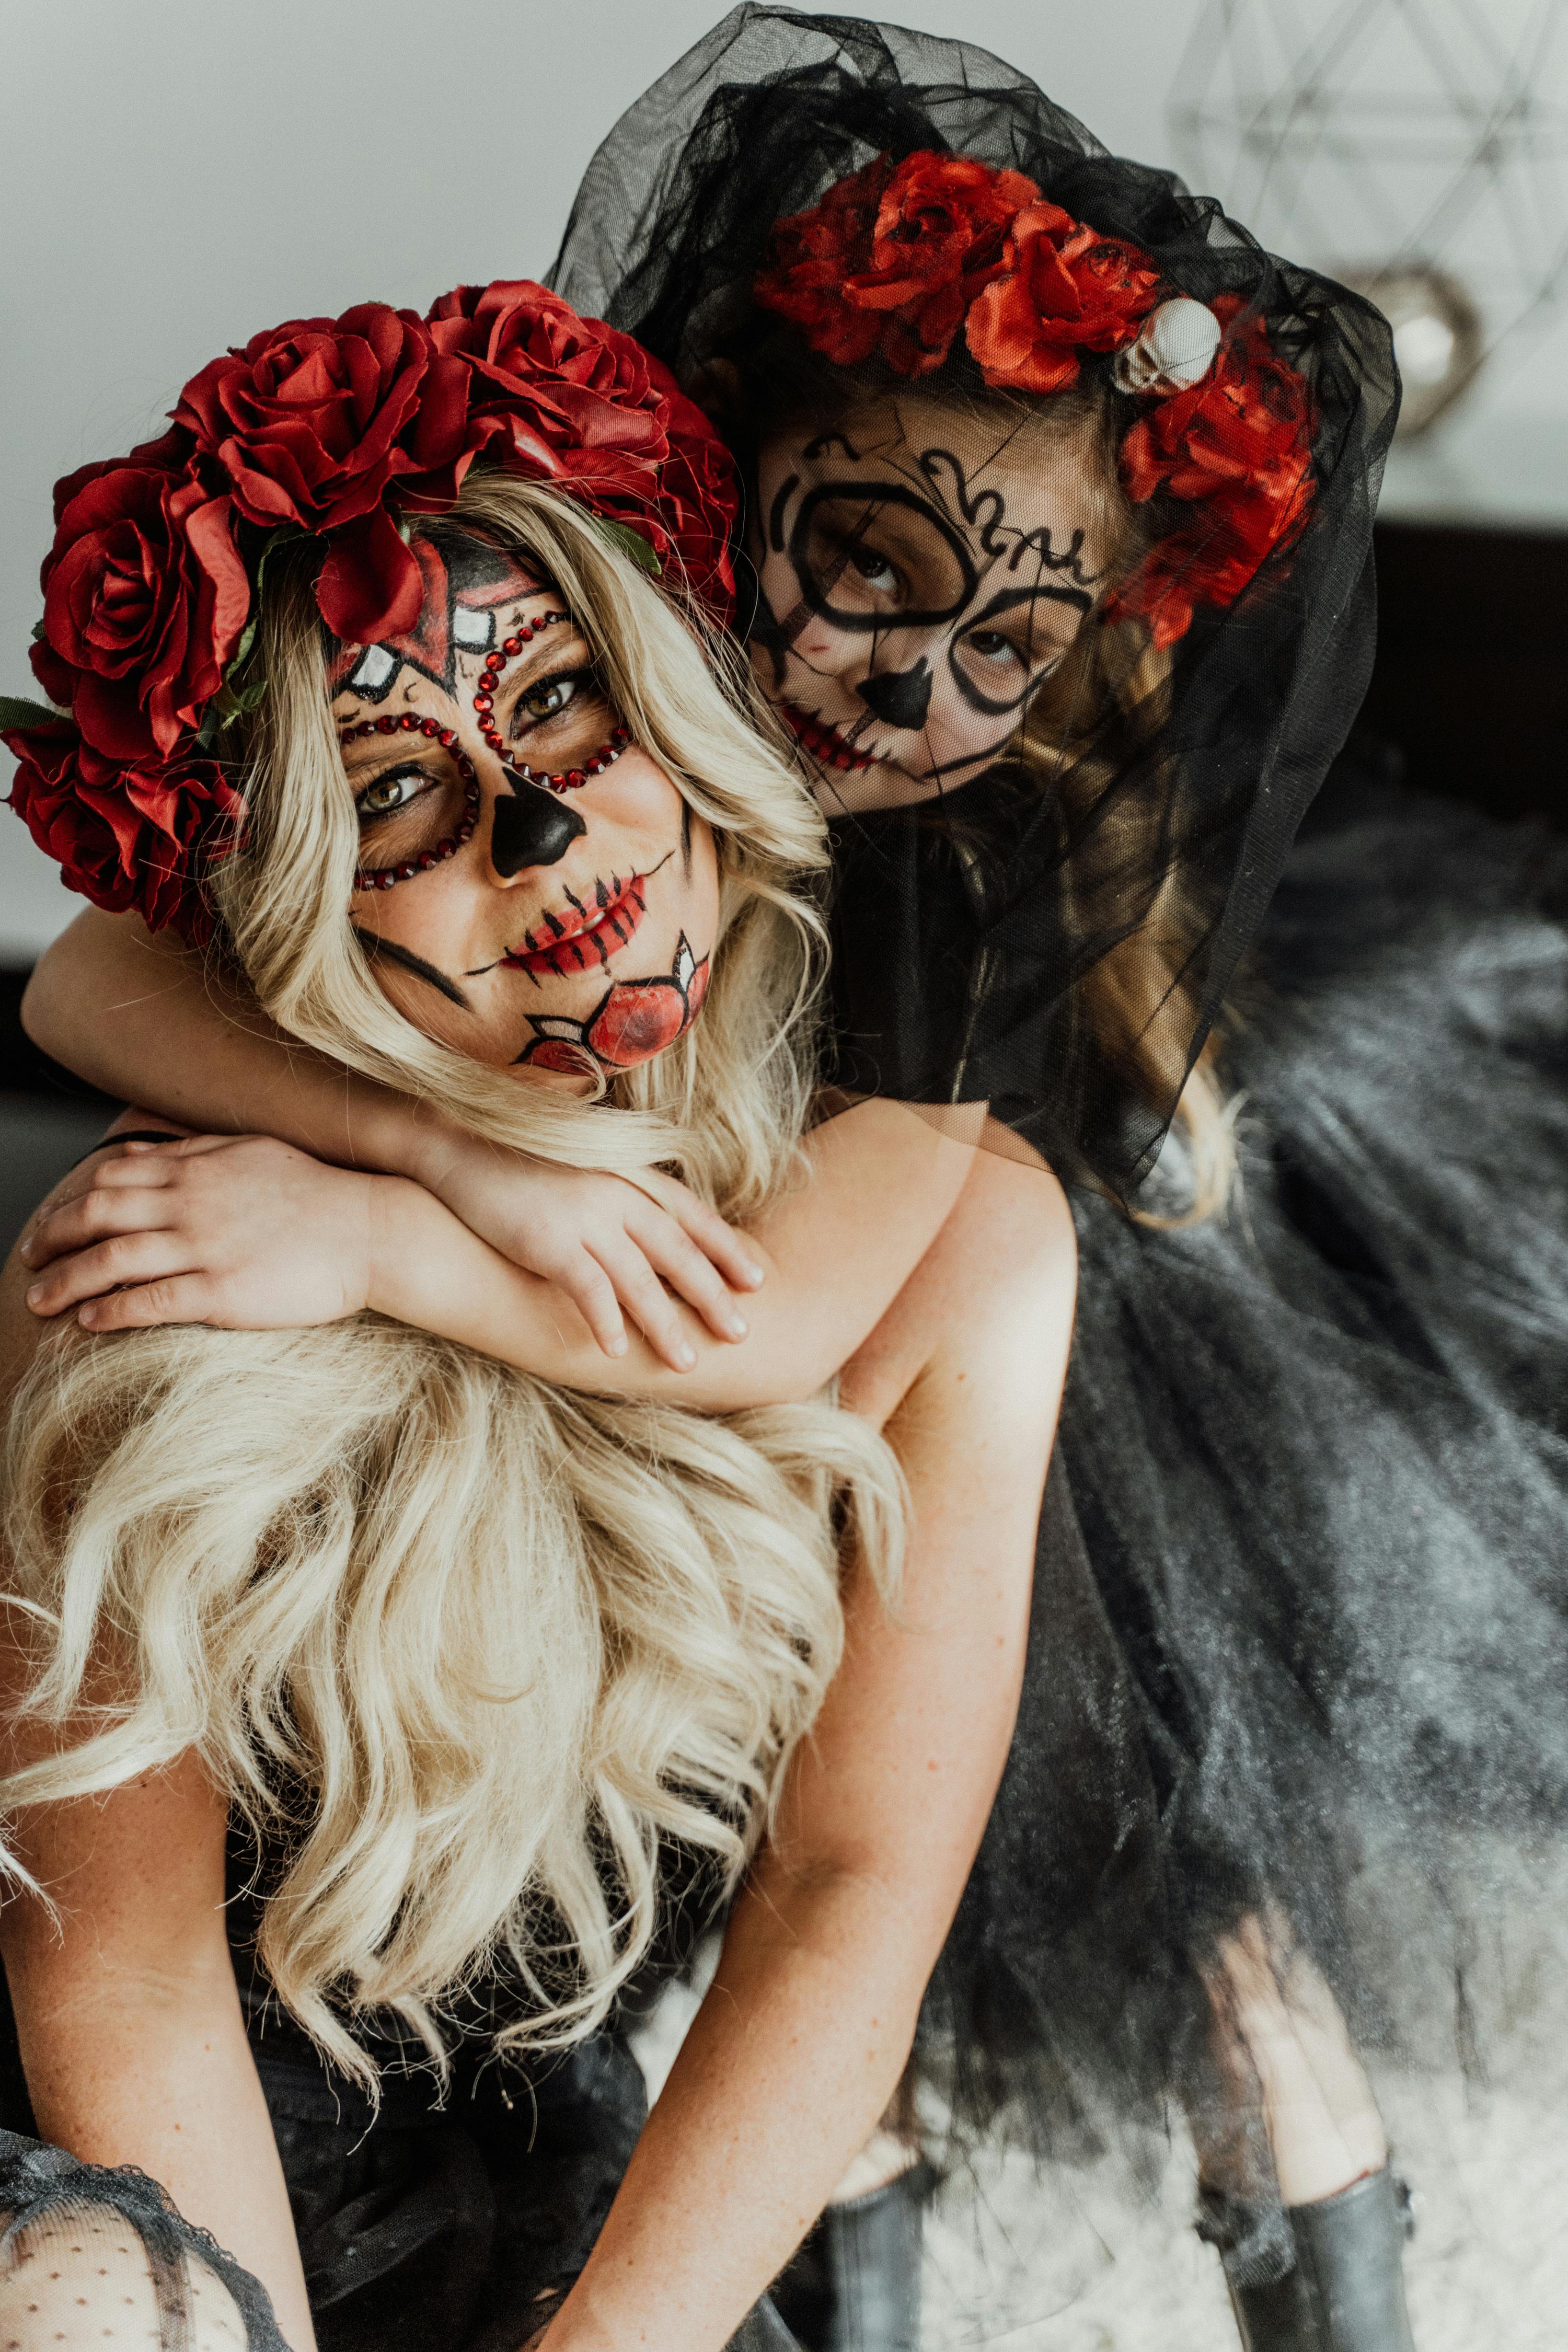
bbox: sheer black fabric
[0,1990,802,2351]
[548,3,1399,1196]
[924,754,1568,2198]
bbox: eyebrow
[335,624,592,747]
[352,927,471,1011]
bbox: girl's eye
[966,631,1019,665]
[518,674,581,724]
[849,547,898,591]
[357,767,432,822]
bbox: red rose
[2,719,243,941]
[1110,299,1316,647]
[756,150,1041,378]
[32,463,250,762]
[966,204,1162,392]
[426,281,737,621]
[846,153,1041,376]
[175,303,442,641]
[754,154,897,368]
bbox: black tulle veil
[548,5,1399,1197]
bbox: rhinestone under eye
[471,608,633,790]
[339,719,479,891]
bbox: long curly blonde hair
[1,473,905,2090]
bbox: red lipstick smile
[501,873,649,978]
[781,701,882,773]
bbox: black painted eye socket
[790,482,977,632]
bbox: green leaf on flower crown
[0,693,73,736]
[30,620,46,644]
[592,518,663,577]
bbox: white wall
[5,0,1561,955]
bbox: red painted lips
[501,872,648,977]
[781,700,882,773]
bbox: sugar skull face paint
[333,530,719,1082]
[750,389,1116,813]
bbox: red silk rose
[2,718,244,941]
[426,281,737,620]
[966,204,1162,392]
[756,151,1041,378]
[175,303,451,641]
[32,463,250,762]
[1110,299,1316,647]
[754,154,898,368]
[847,153,1042,376]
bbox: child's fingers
[628,1207,749,1342]
[552,1255,630,1360]
[25,1231,193,1318]
[640,1172,765,1290]
[77,1274,221,1333]
[589,1240,697,1373]
[21,1186,176,1270]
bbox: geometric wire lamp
[1171,0,1568,431]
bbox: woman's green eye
[358,768,427,821]
[520,675,580,723]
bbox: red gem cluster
[342,712,480,892]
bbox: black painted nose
[857,659,932,732]
[490,777,587,877]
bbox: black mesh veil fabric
[548,4,1399,1195]
[539,15,1568,2286]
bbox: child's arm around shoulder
[22,908,762,1368]
[19,1101,979,1412]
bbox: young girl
[0,285,1075,2352]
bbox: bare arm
[549,1153,1077,2349]
[23,1101,981,1411]
[23,907,435,1172]
[21,908,766,1367]
[0,1247,314,2347]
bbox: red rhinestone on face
[421,719,439,737]
[377,716,396,733]
[400,713,417,729]
[503,637,521,655]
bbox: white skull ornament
[1113,297,1223,397]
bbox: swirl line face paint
[751,392,1113,812]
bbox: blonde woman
[0,289,1075,2352]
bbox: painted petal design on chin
[521,1037,597,1076]
[587,978,692,1066]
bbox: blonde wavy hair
[1,472,905,2089]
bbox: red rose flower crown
[0,280,740,942]
[753,151,1317,651]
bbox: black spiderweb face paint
[749,394,1111,809]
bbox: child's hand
[19,1133,378,1335]
[412,1142,763,1371]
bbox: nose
[857,659,932,732]
[489,776,587,878]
